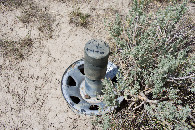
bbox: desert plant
[69,7,90,27]
[97,0,194,129]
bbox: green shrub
[99,0,194,129]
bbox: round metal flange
[61,59,124,115]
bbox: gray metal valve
[61,39,123,115]
[84,39,110,98]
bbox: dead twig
[139,92,159,104]
[189,112,195,123]
[128,102,135,110]
[144,88,152,95]
[169,73,195,80]
[133,101,145,111]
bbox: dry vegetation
[0,37,33,60]
[69,7,90,28]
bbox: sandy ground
[0,0,131,129]
[0,0,194,129]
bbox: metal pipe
[84,39,110,98]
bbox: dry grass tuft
[0,37,33,60]
[69,7,90,28]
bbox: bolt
[84,94,91,99]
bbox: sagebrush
[96,0,195,129]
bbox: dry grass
[0,37,33,60]
[69,7,90,28]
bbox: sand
[1,0,194,129]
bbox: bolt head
[84,95,91,99]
